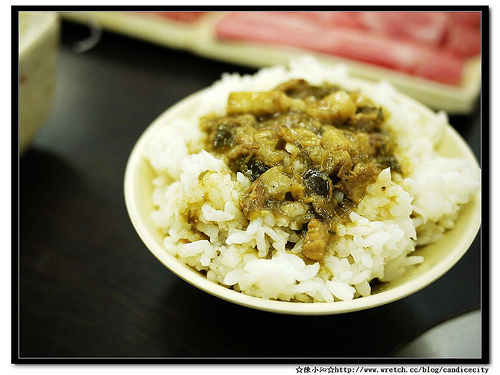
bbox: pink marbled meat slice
[216,12,469,85]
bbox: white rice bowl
[125,57,481,314]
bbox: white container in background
[18,11,60,154]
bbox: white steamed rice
[144,57,480,303]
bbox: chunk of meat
[227,91,305,117]
[240,167,299,217]
[321,127,354,150]
[261,112,323,135]
[258,167,295,200]
[305,91,357,125]
[302,218,330,261]
[241,179,266,218]
[340,163,380,203]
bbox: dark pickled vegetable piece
[356,106,383,115]
[368,132,402,172]
[213,124,234,149]
[310,196,337,221]
[376,155,401,172]
[302,169,331,198]
[273,79,312,98]
[237,155,270,181]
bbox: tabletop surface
[17,20,484,362]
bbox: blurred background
[16,9,484,361]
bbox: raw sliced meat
[357,12,449,46]
[216,12,466,85]
[290,11,364,29]
[142,12,208,23]
[447,11,481,27]
[443,21,481,57]
[356,11,481,57]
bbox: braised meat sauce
[201,79,401,261]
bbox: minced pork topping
[200,79,402,262]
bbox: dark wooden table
[17,20,484,362]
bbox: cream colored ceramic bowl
[18,11,60,154]
[124,85,481,315]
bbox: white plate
[19,11,60,154]
[62,11,481,115]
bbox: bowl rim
[124,82,481,315]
